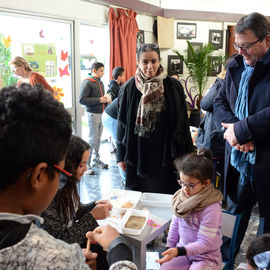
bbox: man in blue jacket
[214,12,270,260]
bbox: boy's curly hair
[0,83,72,190]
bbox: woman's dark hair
[246,234,270,269]
[112,66,124,80]
[54,135,90,226]
[91,62,104,73]
[235,12,270,40]
[174,148,212,182]
[0,84,72,190]
[137,43,160,61]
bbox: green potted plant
[173,41,218,110]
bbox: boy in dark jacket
[107,67,125,101]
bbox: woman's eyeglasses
[177,180,200,191]
[140,43,159,50]
[233,39,260,52]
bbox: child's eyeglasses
[53,164,72,190]
[177,180,200,190]
[26,164,72,190]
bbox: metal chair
[221,210,241,270]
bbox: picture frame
[167,55,183,75]
[209,29,223,50]
[177,22,196,39]
[208,56,222,76]
[137,30,145,53]
[187,42,203,62]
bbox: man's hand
[156,248,178,264]
[118,161,126,172]
[222,123,238,146]
[235,141,255,153]
[92,225,120,251]
[82,232,98,270]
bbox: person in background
[196,55,236,155]
[0,83,137,270]
[157,149,223,270]
[107,67,125,100]
[195,55,236,192]
[213,12,270,260]
[236,234,270,270]
[102,97,126,184]
[79,62,110,175]
[10,56,54,94]
[117,43,193,194]
[169,73,180,80]
[41,135,112,270]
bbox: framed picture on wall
[209,29,223,49]
[208,56,222,76]
[137,30,145,53]
[167,55,183,75]
[177,22,196,39]
[187,42,203,62]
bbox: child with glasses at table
[157,148,223,270]
[41,134,112,270]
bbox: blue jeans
[102,112,126,184]
[221,166,270,260]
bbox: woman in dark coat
[116,43,194,194]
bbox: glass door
[79,24,110,141]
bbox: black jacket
[116,76,194,175]
[107,80,121,101]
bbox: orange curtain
[109,7,139,81]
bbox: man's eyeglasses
[177,180,200,191]
[233,39,260,52]
[53,164,72,190]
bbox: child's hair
[0,84,72,190]
[54,135,90,226]
[246,234,270,269]
[9,56,32,71]
[112,67,124,80]
[174,148,212,182]
[91,62,104,73]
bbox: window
[0,12,73,108]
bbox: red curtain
[109,7,139,81]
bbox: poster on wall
[22,43,57,77]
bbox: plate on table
[104,189,142,210]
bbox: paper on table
[146,252,160,270]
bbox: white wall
[160,19,227,93]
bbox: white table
[101,191,173,270]
[122,212,170,270]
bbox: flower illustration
[53,86,64,101]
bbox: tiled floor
[79,140,259,269]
